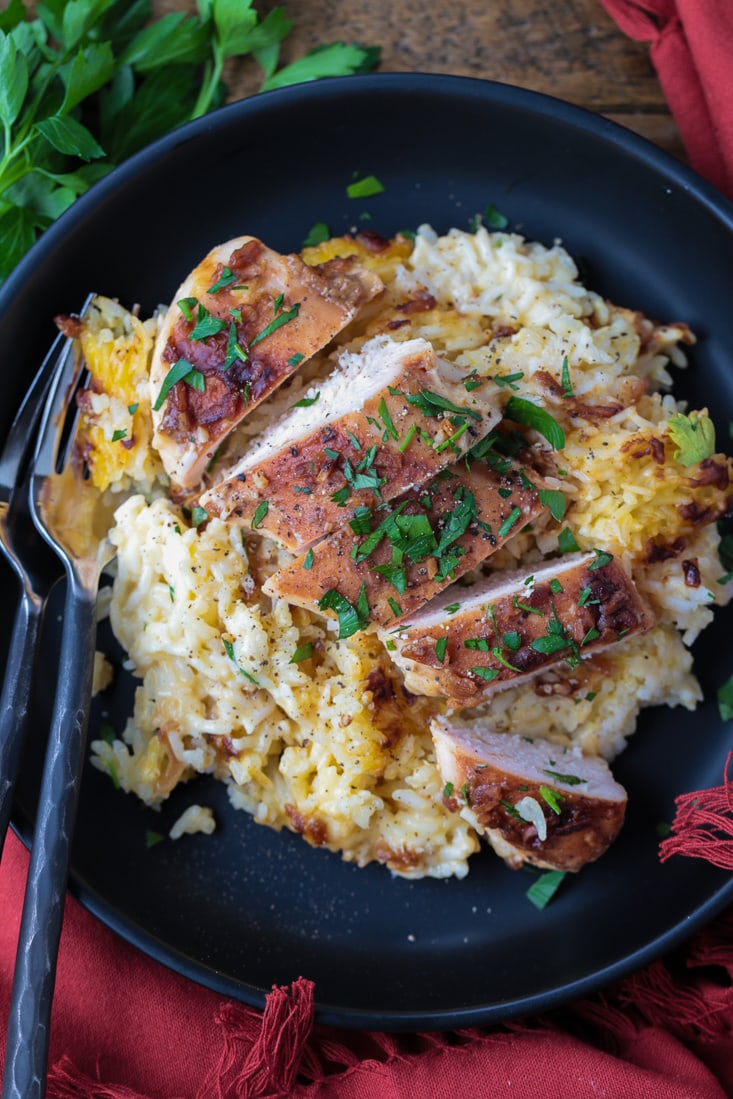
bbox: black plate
[3,74,733,1031]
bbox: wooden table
[217,0,683,161]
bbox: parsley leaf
[346,173,385,198]
[526,870,566,910]
[718,675,733,721]
[667,411,716,466]
[318,583,370,639]
[505,396,565,450]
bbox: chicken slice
[201,334,502,551]
[263,458,548,626]
[431,718,627,871]
[387,550,654,705]
[151,235,383,490]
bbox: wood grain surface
[173,0,683,161]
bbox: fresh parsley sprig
[0,0,379,282]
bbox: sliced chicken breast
[387,550,654,704]
[431,718,627,871]
[151,235,383,490]
[263,458,548,626]
[201,334,502,550]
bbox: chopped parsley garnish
[560,355,573,397]
[223,321,247,370]
[252,500,269,530]
[471,666,500,681]
[177,297,197,322]
[539,785,564,814]
[378,397,399,441]
[503,631,521,650]
[497,506,522,539]
[302,221,331,247]
[435,636,448,663]
[288,352,305,368]
[588,548,613,570]
[190,303,226,341]
[542,769,585,785]
[538,489,567,522]
[526,870,566,910]
[303,548,315,570]
[191,506,208,527]
[346,174,385,198]
[434,422,470,454]
[346,431,362,451]
[291,391,320,408]
[250,301,301,347]
[558,527,581,554]
[549,578,563,594]
[98,721,116,745]
[318,583,370,638]
[465,638,490,651]
[492,371,524,391]
[667,411,716,467]
[387,597,403,618]
[505,395,565,450]
[581,627,601,646]
[207,266,239,294]
[290,643,314,663]
[372,562,407,594]
[127,403,139,415]
[153,359,205,411]
[718,675,733,721]
[484,203,509,229]
[223,639,260,685]
[443,782,454,798]
[445,602,461,615]
[405,389,482,422]
[111,429,126,442]
[145,830,165,848]
[398,423,417,453]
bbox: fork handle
[0,586,45,860]
[1,576,97,1099]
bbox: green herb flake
[207,266,239,294]
[588,548,614,570]
[718,675,733,721]
[303,547,315,570]
[667,411,716,467]
[190,303,226,341]
[346,174,385,199]
[443,782,454,798]
[505,395,565,450]
[250,301,301,347]
[539,785,565,814]
[558,527,581,554]
[471,666,500,682]
[406,389,482,422]
[145,829,165,848]
[252,500,269,530]
[385,638,396,651]
[288,352,305,368]
[387,597,403,618]
[153,359,201,411]
[549,578,563,594]
[497,506,522,539]
[98,721,116,745]
[398,423,417,453]
[656,821,672,838]
[127,403,139,415]
[290,642,314,663]
[560,355,573,397]
[542,769,586,786]
[111,428,126,442]
[303,221,331,247]
[445,602,461,615]
[526,869,566,910]
[177,297,198,322]
[435,636,448,663]
[291,391,320,408]
[538,489,567,522]
[223,320,247,371]
[503,631,522,651]
[484,203,509,229]
[318,583,370,638]
[378,396,399,440]
[190,506,209,528]
[492,371,524,391]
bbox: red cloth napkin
[2,829,733,1098]
[599,0,733,198]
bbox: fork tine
[0,332,67,498]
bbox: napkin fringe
[196,976,315,1099]
[48,1055,150,1099]
[659,752,733,869]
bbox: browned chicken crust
[264,459,549,626]
[151,235,383,490]
[388,551,655,704]
[432,720,627,871]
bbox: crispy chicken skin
[201,335,502,551]
[263,459,549,626]
[387,550,654,704]
[431,719,627,871]
[151,235,383,490]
